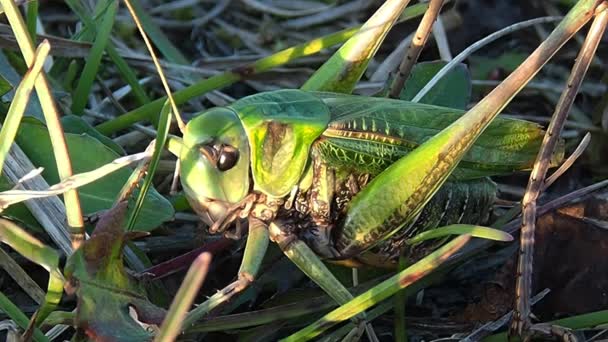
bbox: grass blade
[407,224,513,245]
[71,0,117,115]
[126,101,171,231]
[0,218,63,326]
[63,0,150,105]
[122,0,188,64]
[0,40,49,174]
[154,253,212,342]
[0,0,85,249]
[282,235,471,341]
[301,0,413,93]
[0,292,47,342]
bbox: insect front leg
[183,216,269,329]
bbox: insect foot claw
[268,220,297,251]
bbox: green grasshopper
[172,88,560,326]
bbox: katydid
[173,89,560,327]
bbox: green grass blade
[123,0,188,64]
[394,255,408,342]
[71,0,117,114]
[1,0,86,248]
[301,0,412,93]
[282,235,471,341]
[0,218,63,326]
[155,253,211,342]
[407,224,513,245]
[484,310,608,342]
[62,0,150,105]
[0,41,49,174]
[25,1,38,41]
[126,100,171,231]
[0,292,48,342]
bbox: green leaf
[61,115,124,155]
[400,61,472,109]
[470,52,527,80]
[64,202,166,341]
[71,0,117,114]
[0,73,12,98]
[16,117,174,231]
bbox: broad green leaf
[64,202,166,341]
[61,115,124,155]
[399,61,471,109]
[470,52,527,80]
[16,117,173,231]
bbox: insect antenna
[122,0,186,134]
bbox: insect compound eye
[217,145,239,172]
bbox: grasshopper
[172,89,561,327]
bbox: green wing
[314,93,561,180]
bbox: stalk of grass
[154,253,212,342]
[0,149,152,209]
[71,0,117,115]
[0,0,85,249]
[0,247,45,304]
[187,296,337,333]
[122,0,186,131]
[301,0,413,93]
[25,1,38,42]
[485,310,608,342]
[0,40,49,173]
[0,218,63,326]
[388,0,444,98]
[126,101,171,231]
[394,254,408,342]
[95,3,429,135]
[282,235,471,341]
[406,224,513,245]
[63,0,150,105]
[122,0,188,64]
[513,4,608,336]
[0,292,48,342]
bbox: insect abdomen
[374,178,497,260]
